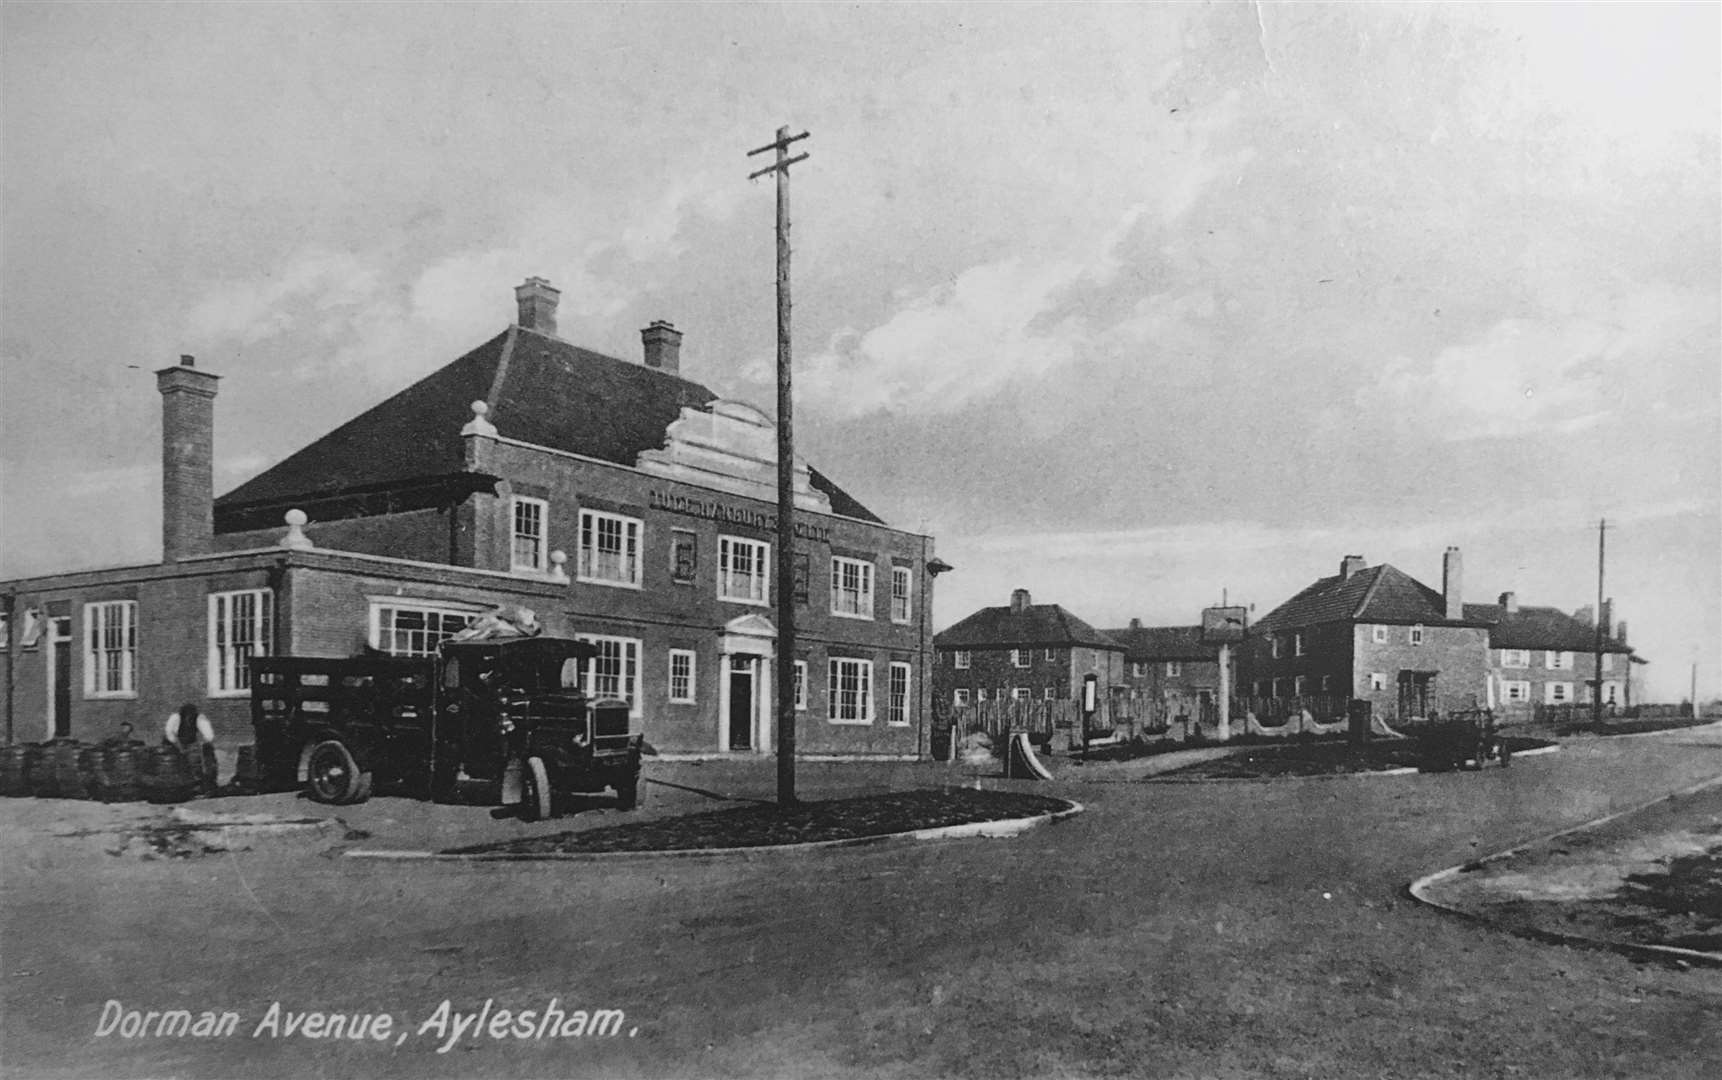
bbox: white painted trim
[667,649,697,704]
[508,494,551,574]
[575,507,643,588]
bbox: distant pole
[748,126,810,808]
[1593,518,1606,725]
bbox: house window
[85,600,137,697]
[670,529,698,584]
[1131,662,1146,678]
[1165,661,1182,677]
[370,601,480,657]
[830,557,875,619]
[209,589,273,696]
[1503,680,1531,703]
[953,688,970,707]
[1272,678,1286,698]
[1372,624,1388,644]
[1043,687,1056,700]
[1011,687,1031,701]
[828,657,873,724]
[952,650,971,670]
[1546,681,1572,704]
[1043,648,1056,662]
[576,634,642,713]
[1010,649,1031,668]
[1294,675,1307,696]
[891,567,913,623]
[976,688,988,703]
[1409,625,1425,646]
[1600,653,1616,673]
[0,612,7,649]
[1293,632,1306,656]
[510,496,549,573]
[578,509,641,587]
[719,536,770,604]
[1602,680,1621,705]
[1369,672,1387,691]
[1320,674,1332,692]
[1501,649,1530,669]
[1271,635,1282,659]
[1546,650,1573,670]
[668,649,696,704]
[794,660,808,711]
[793,552,810,605]
[887,662,911,726]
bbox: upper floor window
[953,650,971,670]
[1043,648,1056,662]
[1010,649,1031,668]
[1409,625,1425,646]
[578,509,641,587]
[1546,650,1574,670]
[830,557,875,619]
[370,601,481,657]
[1600,653,1616,673]
[1293,632,1306,656]
[793,552,811,605]
[890,566,913,623]
[1131,662,1147,678]
[1293,674,1307,696]
[670,529,698,584]
[209,589,273,696]
[510,496,549,573]
[1043,687,1056,700]
[828,657,873,724]
[1501,649,1530,669]
[85,600,137,698]
[887,662,911,726]
[668,649,696,704]
[719,536,770,604]
[953,688,971,707]
[1270,635,1283,659]
[1368,671,1387,691]
[1371,624,1388,644]
[794,660,808,711]
[577,634,642,714]
[1166,661,1182,677]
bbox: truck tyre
[305,740,365,805]
[616,771,642,811]
[520,756,552,822]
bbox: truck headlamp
[498,717,516,734]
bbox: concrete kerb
[344,798,1084,862]
[1137,742,1561,785]
[1407,772,1722,968]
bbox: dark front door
[1397,671,1433,721]
[51,617,72,738]
[728,667,753,750]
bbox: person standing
[164,704,217,793]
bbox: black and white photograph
[2,3,1718,1077]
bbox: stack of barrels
[0,738,256,803]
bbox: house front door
[49,616,72,739]
[728,664,754,750]
[1397,671,1434,721]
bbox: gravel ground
[5,732,1722,1079]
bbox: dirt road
[5,731,1722,1079]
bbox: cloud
[184,248,380,346]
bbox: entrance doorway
[728,664,754,750]
[48,616,72,738]
[1397,670,1435,721]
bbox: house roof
[1253,563,1485,633]
[215,325,883,524]
[935,604,1124,651]
[1102,624,1222,662]
[1462,603,1633,653]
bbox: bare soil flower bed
[444,787,1069,855]
[1150,737,1552,780]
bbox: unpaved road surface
[5,733,1722,1079]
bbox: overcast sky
[3,3,1717,701]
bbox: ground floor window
[209,589,273,695]
[953,688,970,706]
[828,657,872,724]
[1368,672,1387,692]
[85,600,137,697]
[1503,680,1531,703]
[577,635,642,714]
[887,662,911,725]
[794,660,808,710]
[668,649,696,703]
[1545,681,1572,704]
[370,601,481,657]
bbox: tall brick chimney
[1601,597,1615,640]
[514,277,560,336]
[156,354,220,562]
[1499,591,1519,614]
[1442,546,1463,620]
[1010,588,1031,614]
[641,320,682,373]
[1340,555,1366,579]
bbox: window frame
[368,599,486,657]
[827,656,874,725]
[577,508,643,589]
[829,556,876,620]
[576,633,644,716]
[1371,624,1388,644]
[1368,671,1387,692]
[1501,649,1530,669]
[1545,681,1573,704]
[887,662,911,726]
[1547,650,1574,670]
[793,659,808,711]
[1165,661,1182,677]
[890,566,913,624]
[953,650,971,670]
[208,588,273,697]
[1011,687,1032,702]
[510,495,550,574]
[84,600,138,699]
[718,535,771,605]
[1409,624,1425,646]
[1010,649,1032,669]
[668,648,697,704]
[669,528,698,585]
[953,688,971,707]
[1503,680,1532,703]
[1293,632,1306,656]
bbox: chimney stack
[1499,591,1518,614]
[514,277,560,336]
[1129,617,1142,630]
[1442,546,1463,620]
[1601,597,1615,640]
[641,320,682,374]
[1010,588,1031,614]
[1616,620,1628,646]
[1340,555,1366,580]
[156,354,220,562]
[1575,604,1595,627]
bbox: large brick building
[932,589,1125,707]
[1464,593,1638,712]
[1,278,943,761]
[1104,620,1232,725]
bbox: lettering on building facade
[648,490,832,544]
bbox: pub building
[0,278,946,762]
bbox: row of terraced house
[933,547,1641,731]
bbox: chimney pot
[1129,617,1142,630]
[641,320,683,374]
[180,354,196,367]
[1575,604,1595,627]
[1010,588,1031,614]
[514,277,561,336]
[1340,555,1366,579]
[1499,591,1518,614]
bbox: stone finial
[461,400,498,437]
[548,550,569,582]
[281,509,314,550]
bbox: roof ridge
[484,324,519,410]
[1351,564,1387,620]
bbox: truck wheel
[305,740,364,805]
[520,756,553,822]
[616,773,642,811]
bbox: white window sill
[668,696,697,705]
[719,595,770,606]
[891,615,912,625]
[827,717,873,726]
[85,692,138,701]
[886,720,911,727]
[576,576,643,590]
[207,689,252,699]
[830,609,875,622]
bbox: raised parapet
[636,400,832,513]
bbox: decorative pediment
[636,400,832,513]
[721,612,777,659]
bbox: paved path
[5,731,1722,1079]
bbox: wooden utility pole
[1593,518,1606,725]
[748,126,810,807]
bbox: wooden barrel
[0,744,29,797]
[26,743,56,798]
[103,744,142,803]
[144,744,193,803]
[232,744,260,793]
[51,742,89,800]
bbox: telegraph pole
[748,126,810,807]
[1593,518,1606,725]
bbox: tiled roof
[936,604,1124,650]
[1254,563,1483,633]
[1463,603,1632,653]
[215,326,883,524]
[1102,624,1221,661]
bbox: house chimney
[1616,620,1628,645]
[1600,597,1614,639]
[1442,546,1463,620]
[1340,555,1366,579]
[156,354,220,562]
[1129,617,1142,630]
[1499,591,1518,614]
[641,320,682,374]
[1010,588,1031,614]
[514,277,560,336]
[1574,604,1595,627]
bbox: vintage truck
[249,636,643,819]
